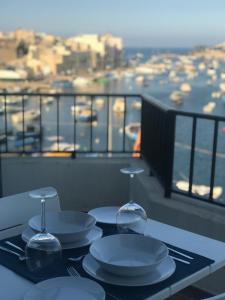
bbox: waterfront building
[0,38,18,65]
[57,51,93,75]
[0,30,124,76]
[100,33,123,69]
[14,28,35,44]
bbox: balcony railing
[0,93,141,156]
[1,92,225,206]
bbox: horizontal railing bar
[172,109,225,122]
[0,92,141,98]
[0,150,141,154]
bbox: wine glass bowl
[26,232,62,272]
[26,188,62,272]
[116,201,147,234]
[117,167,147,235]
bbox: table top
[1,219,225,300]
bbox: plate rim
[83,254,176,287]
[28,211,96,235]
[88,206,120,225]
[22,226,103,249]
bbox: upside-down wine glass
[25,187,62,272]
[116,167,147,235]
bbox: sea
[1,47,225,203]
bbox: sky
[1,0,225,48]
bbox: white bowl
[90,234,168,277]
[28,211,96,243]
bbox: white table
[1,219,225,300]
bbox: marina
[1,48,225,202]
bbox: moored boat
[113,98,125,113]
[11,110,40,124]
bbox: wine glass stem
[41,198,46,233]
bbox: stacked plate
[23,277,105,300]
[83,234,176,286]
[88,206,120,225]
[22,211,103,249]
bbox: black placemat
[0,225,215,300]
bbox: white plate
[83,254,176,287]
[90,234,168,277]
[22,226,103,249]
[29,211,96,243]
[88,207,120,225]
[23,276,105,300]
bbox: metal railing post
[164,110,176,198]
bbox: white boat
[207,68,216,76]
[49,143,80,151]
[11,110,40,124]
[198,63,206,71]
[203,102,216,113]
[123,72,134,79]
[219,83,225,92]
[221,72,225,80]
[73,77,89,87]
[170,91,183,104]
[5,106,22,113]
[71,102,89,114]
[125,123,140,141]
[135,76,144,84]
[113,98,125,113]
[169,71,177,79]
[42,96,55,105]
[180,83,192,93]
[95,98,104,109]
[2,97,21,106]
[46,136,64,142]
[176,180,223,200]
[211,91,221,99]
